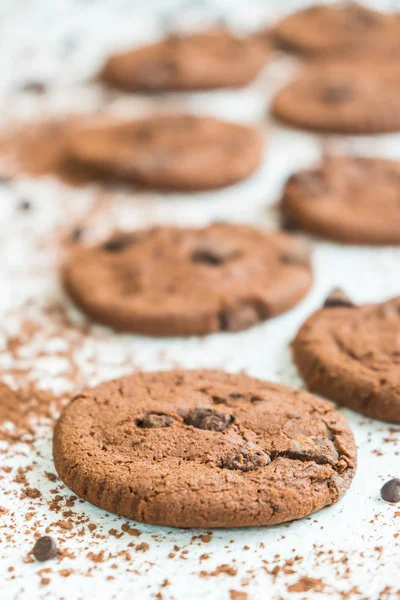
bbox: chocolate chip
[71,227,84,242]
[18,199,32,211]
[381,478,400,503]
[33,536,57,562]
[323,288,354,308]
[222,447,271,472]
[184,407,233,431]
[20,80,47,94]
[321,85,352,103]
[280,210,298,231]
[292,437,339,466]
[191,241,239,267]
[250,395,266,405]
[191,250,224,266]
[211,395,228,405]
[138,414,174,428]
[102,233,137,253]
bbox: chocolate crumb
[18,199,32,211]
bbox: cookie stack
[4,5,400,534]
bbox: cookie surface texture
[100,30,267,91]
[53,369,357,528]
[66,114,263,190]
[293,294,400,423]
[271,61,400,134]
[63,224,313,337]
[280,156,400,244]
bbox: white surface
[0,1,400,599]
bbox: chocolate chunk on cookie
[293,295,400,423]
[323,288,354,309]
[65,114,263,191]
[183,407,233,431]
[53,369,356,527]
[99,29,267,92]
[62,223,313,337]
[271,61,400,134]
[138,414,175,429]
[273,3,400,58]
[280,156,400,245]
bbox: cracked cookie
[65,113,263,191]
[99,29,267,92]
[293,291,400,423]
[273,3,400,58]
[271,61,400,134]
[53,369,357,528]
[280,156,400,245]
[62,223,313,337]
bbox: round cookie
[271,61,400,134]
[99,29,267,92]
[280,156,400,245]
[53,369,357,528]
[274,3,400,58]
[62,223,313,337]
[293,291,400,423]
[65,114,263,191]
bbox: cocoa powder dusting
[0,118,101,186]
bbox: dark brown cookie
[274,3,400,58]
[271,61,400,134]
[293,293,400,423]
[53,369,357,528]
[99,29,267,92]
[280,156,400,245]
[62,223,313,337]
[65,114,263,191]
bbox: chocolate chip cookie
[62,224,313,337]
[274,3,400,58]
[65,114,263,191]
[293,291,400,423]
[271,61,400,134]
[99,29,267,92]
[280,156,400,245]
[53,369,357,528]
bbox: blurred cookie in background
[99,29,268,92]
[279,155,400,245]
[65,113,264,191]
[271,60,400,134]
[63,223,313,337]
[273,3,400,58]
[0,113,264,191]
